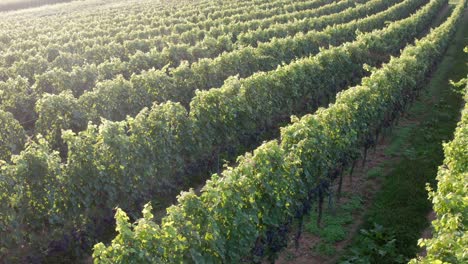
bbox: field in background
[0,0,77,12]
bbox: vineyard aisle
[275,3,468,264]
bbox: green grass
[340,5,468,263]
[384,125,415,157]
[303,194,363,257]
[313,241,337,256]
[366,165,384,179]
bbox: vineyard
[0,0,466,263]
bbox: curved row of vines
[92,1,466,262]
